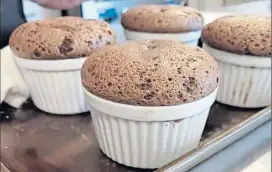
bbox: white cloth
[1,46,30,108]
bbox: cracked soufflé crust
[9,17,116,60]
[121,5,204,33]
[81,40,219,106]
[202,15,271,57]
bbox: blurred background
[19,0,271,43]
[1,0,270,47]
[21,0,269,21]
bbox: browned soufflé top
[82,40,219,106]
[9,17,116,60]
[121,5,204,33]
[202,15,272,56]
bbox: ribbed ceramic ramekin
[84,87,218,169]
[124,29,201,46]
[203,43,271,108]
[14,56,89,114]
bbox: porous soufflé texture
[202,15,271,56]
[82,40,219,106]
[9,17,116,60]
[121,5,203,33]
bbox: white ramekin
[84,87,218,168]
[124,29,201,46]
[14,56,89,115]
[203,43,271,108]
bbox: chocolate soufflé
[9,17,116,60]
[82,40,219,106]
[202,15,271,56]
[121,5,204,33]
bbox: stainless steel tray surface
[0,101,271,172]
[157,104,271,172]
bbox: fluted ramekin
[203,43,271,108]
[84,87,218,169]
[124,29,201,46]
[14,56,89,114]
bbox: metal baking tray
[157,104,271,172]
[0,101,271,172]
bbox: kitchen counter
[188,121,271,172]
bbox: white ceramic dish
[124,29,201,46]
[84,87,218,169]
[14,56,89,114]
[203,43,271,108]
